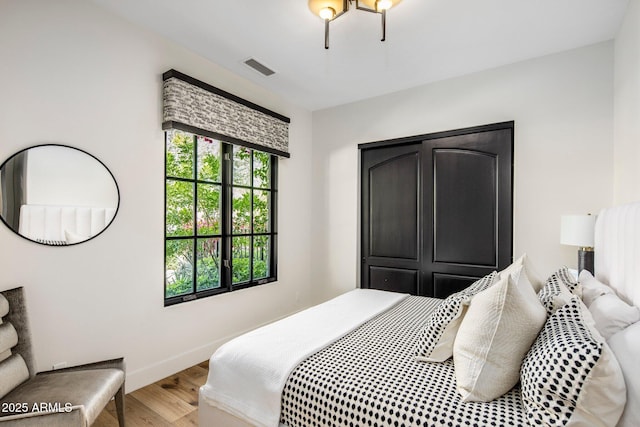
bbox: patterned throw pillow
[414,271,497,362]
[556,265,581,295]
[538,267,580,316]
[520,298,626,427]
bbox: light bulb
[319,7,336,20]
[376,0,393,10]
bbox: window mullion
[249,151,254,283]
[192,135,198,295]
[222,143,233,290]
[271,156,277,279]
[164,132,169,301]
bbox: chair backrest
[0,287,35,399]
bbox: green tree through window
[165,130,277,305]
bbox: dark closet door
[361,143,423,295]
[423,127,513,297]
[360,122,513,298]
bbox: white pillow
[453,270,547,402]
[498,253,544,292]
[415,272,497,362]
[579,269,615,307]
[589,293,640,340]
[608,321,640,427]
[520,298,626,427]
[64,229,89,244]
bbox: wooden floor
[93,360,209,427]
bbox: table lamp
[560,214,596,274]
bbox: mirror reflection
[0,144,119,245]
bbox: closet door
[361,143,423,295]
[423,127,513,297]
[360,122,513,298]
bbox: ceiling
[90,0,629,111]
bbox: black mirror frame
[0,143,120,246]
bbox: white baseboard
[125,307,307,392]
[125,340,219,393]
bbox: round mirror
[0,144,119,246]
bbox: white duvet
[200,289,409,427]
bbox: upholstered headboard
[594,201,640,427]
[18,204,116,243]
[594,201,640,307]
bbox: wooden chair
[0,287,125,426]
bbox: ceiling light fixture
[308,0,402,49]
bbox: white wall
[311,43,614,301]
[0,0,313,391]
[614,0,640,204]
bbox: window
[164,130,277,305]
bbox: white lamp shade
[560,214,596,247]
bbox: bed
[199,201,640,427]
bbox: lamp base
[578,249,594,275]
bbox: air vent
[243,58,275,77]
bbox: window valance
[162,69,290,158]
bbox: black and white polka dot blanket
[281,296,527,427]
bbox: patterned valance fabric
[162,70,290,158]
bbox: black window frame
[164,131,278,306]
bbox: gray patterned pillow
[520,298,626,427]
[414,272,497,362]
